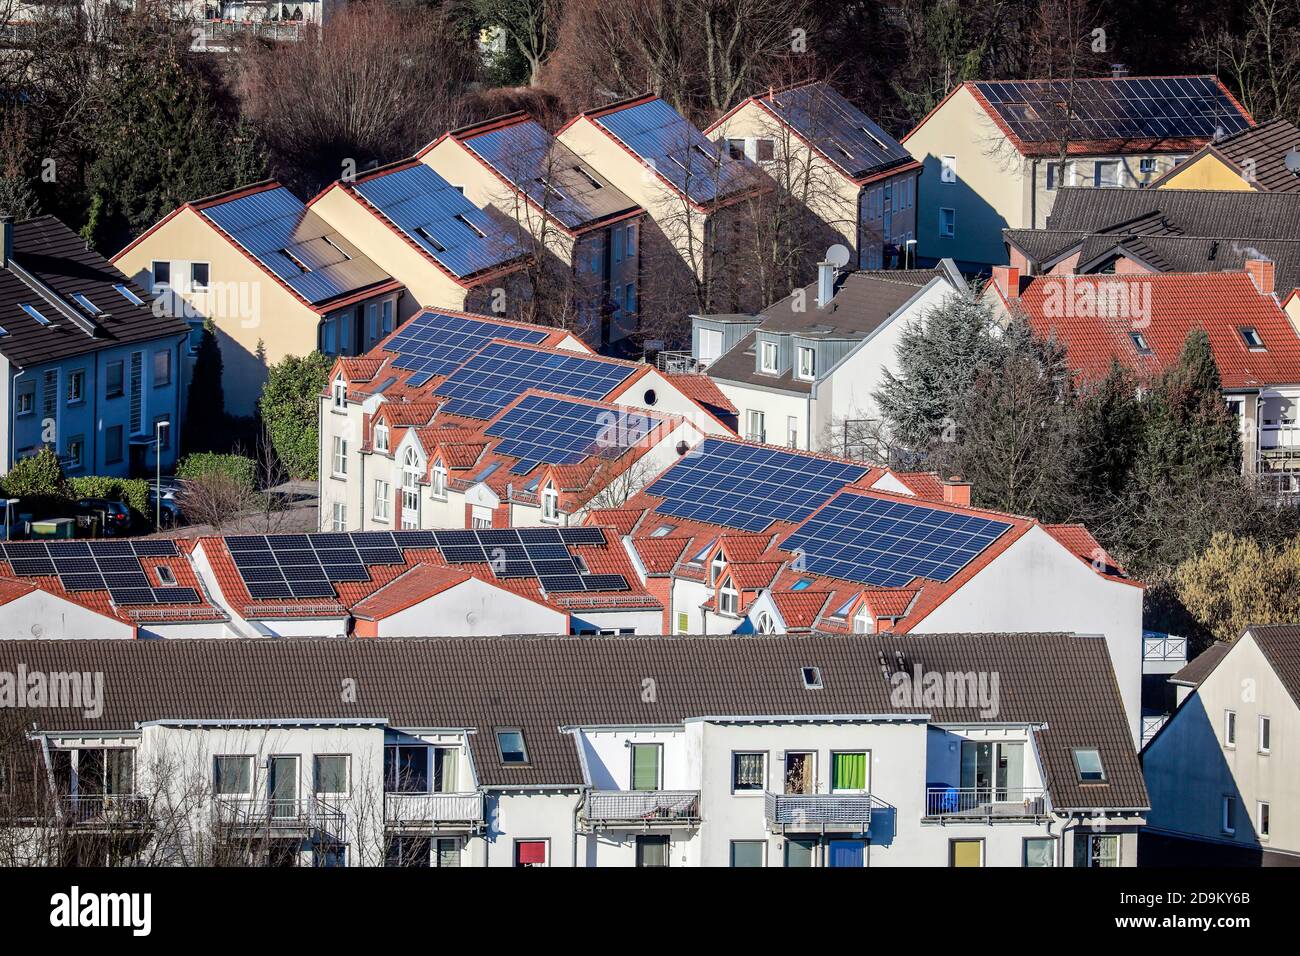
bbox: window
[1258,801,1270,839]
[1045,162,1063,190]
[332,436,347,477]
[1139,157,1156,174]
[698,327,723,364]
[151,261,170,290]
[386,836,430,867]
[105,426,123,465]
[801,666,823,690]
[745,410,765,443]
[332,377,346,409]
[66,370,85,404]
[187,319,204,355]
[155,565,176,586]
[949,839,983,867]
[331,501,346,532]
[939,207,956,238]
[1239,326,1265,350]
[430,460,446,499]
[314,756,349,794]
[1076,833,1118,867]
[759,340,778,373]
[1224,710,1236,748]
[1023,837,1055,867]
[15,389,33,415]
[784,837,816,867]
[1222,795,1236,834]
[612,227,624,264]
[384,746,430,793]
[754,611,776,633]
[114,283,145,306]
[731,752,765,792]
[676,611,689,633]
[786,416,798,448]
[374,480,391,521]
[1259,715,1271,754]
[153,349,171,387]
[20,303,49,326]
[636,835,669,867]
[190,262,209,291]
[796,346,815,380]
[1094,160,1121,188]
[853,604,875,634]
[514,840,548,867]
[1072,748,1105,782]
[630,743,662,791]
[542,483,559,522]
[497,729,528,764]
[831,751,867,793]
[939,154,957,183]
[1130,332,1153,354]
[624,283,636,314]
[756,139,775,161]
[71,292,100,315]
[374,422,389,453]
[104,361,122,400]
[382,299,394,335]
[726,138,746,160]
[784,752,814,795]
[730,841,766,867]
[65,436,84,471]
[718,576,738,615]
[214,756,252,795]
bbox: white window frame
[786,416,798,448]
[374,480,391,522]
[1094,160,1122,188]
[402,449,422,528]
[331,501,346,532]
[374,422,389,453]
[1224,710,1236,748]
[541,483,559,523]
[718,576,738,615]
[1258,801,1270,840]
[709,552,725,586]
[332,436,347,477]
[830,750,869,795]
[1258,715,1271,754]
[746,409,765,443]
[730,751,766,794]
[796,346,815,381]
[430,460,447,500]
[150,260,171,292]
[940,155,957,183]
[1222,795,1236,835]
[332,377,346,410]
[189,261,210,292]
[66,369,85,405]
[852,604,874,634]
[759,340,778,374]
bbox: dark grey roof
[0,631,1146,808]
[1044,187,1300,238]
[1246,624,1300,709]
[1169,641,1231,687]
[0,217,190,369]
[1153,118,1300,194]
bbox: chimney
[1110,63,1129,78]
[816,260,836,308]
[991,265,1020,300]
[1244,258,1275,295]
[942,476,971,508]
[0,214,11,270]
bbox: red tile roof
[771,589,833,628]
[665,374,737,414]
[351,565,474,620]
[1010,271,1300,389]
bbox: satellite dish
[824,244,851,269]
[1285,148,1300,176]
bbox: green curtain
[632,745,660,791]
[833,752,867,791]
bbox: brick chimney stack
[991,265,1020,300]
[942,476,972,507]
[1244,259,1275,295]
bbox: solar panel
[226,531,424,600]
[3,542,47,559]
[392,530,438,549]
[434,342,636,420]
[385,312,550,386]
[9,558,55,575]
[559,527,607,545]
[62,574,105,591]
[763,82,910,178]
[110,588,156,605]
[87,540,132,556]
[645,439,869,532]
[781,492,1014,588]
[426,528,626,591]
[539,574,585,592]
[2,537,199,601]
[132,540,179,557]
[580,574,630,592]
[156,587,200,604]
[486,394,662,474]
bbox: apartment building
[308,159,533,316]
[0,631,1146,867]
[902,75,1253,268]
[1143,624,1300,865]
[420,113,645,349]
[985,265,1300,491]
[1,215,189,477]
[112,181,402,415]
[1148,118,1300,193]
[694,261,965,451]
[707,80,922,269]
[318,309,733,533]
[594,436,1145,744]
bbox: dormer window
[759,341,779,374]
[852,604,875,634]
[332,377,346,409]
[374,422,389,452]
[709,551,725,585]
[829,596,855,620]
[1130,332,1153,355]
[541,483,559,522]
[690,538,715,564]
[401,448,422,529]
[718,576,738,615]
[430,459,447,499]
[1239,326,1265,350]
[796,347,815,380]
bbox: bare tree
[1195,0,1300,125]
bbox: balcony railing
[1143,633,1187,664]
[60,794,150,827]
[655,351,707,374]
[1142,713,1169,746]
[383,791,484,827]
[583,790,700,828]
[213,796,343,834]
[924,787,1047,821]
[201,18,306,42]
[764,792,878,830]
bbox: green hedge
[176,452,256,491]
[67,476,153,519]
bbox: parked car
[75,498,133,536]
[150,479,185,528]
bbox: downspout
[1031,159,1040,229]
[1053,810,1082,867]
[572,790,584,868]
[8,367,25,471]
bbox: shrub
[67,476,153,519]
[0,446,67,498]
[177,452,256,491]
[260,351,331,480]
[1174,532,1300,642]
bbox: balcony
[582,790,701,829]
[654,351,707,374]
[213,797,343,836]
[60,795,150,828]
[763,792,880,832]
[200,18,306,43]
[384,791,484,829]
[1142,713,1169,747]
[924,787,1048,822]
[1142,633,1187,665]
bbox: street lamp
[905,239,918,270]
[155,420,170,532]
[4,498,18,541]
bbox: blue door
[828,840,865,868]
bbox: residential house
[419,113,646,349]
[0,630,1147,866]
[1143,624,1300,866]
[1148,118,1300,193]
[307,159,533,317]
[902,74,1254,268]
[318,309,734,533]
[598,436,1146,744]
[112,181,402,416]
[706,80,922,269]
[985,266,1300,491]
[2,215,189,478]
[694,261,965,451]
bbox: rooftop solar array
[762,82,911,178]
[225,531,425,601]
[781,492,1014,588]
[384,311,551,387]
[434,342,636,420]
[200,186,390,305]
[974,77,1252,144]
[0,539,199,606]
[351,164,528,279]
[594,98,755,205]
[428,527,626,592]
[485,394,662,474]
[645,439,869,532]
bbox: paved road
[138,480,319,540]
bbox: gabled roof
[1044,186,1300,239]
[1150,118,1300,193]
[0,631,1147,806]
[1244,624,1300,708]
[912,75,1252,157]
[1169,641,1231,688]
[0,216,190,369]
[1005,271,1300,389]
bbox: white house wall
[375,578,568,636]
[0,591,134,640]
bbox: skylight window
[156,566,177,586]
[496,729,528,764]
[651,524,675,537]
[71,293,101,315]
[0,325,7,336]
[114,283,145,306]
[1073,748,1106,782]
[20,303,50,326]
[1130,331,1153,355]
[279,248,312,273]
[1239,326,1266,350]
[830,596,856,619]
[791,578,813,591]
[472,461,501,483]
[414,226,447,253]
[829,139,854,160]
[534,177,568,202]
[454,214,487,239]
[801,666,823,690]
[320,235,352,260]
[574,166,604,189]
[691,538,717,563]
